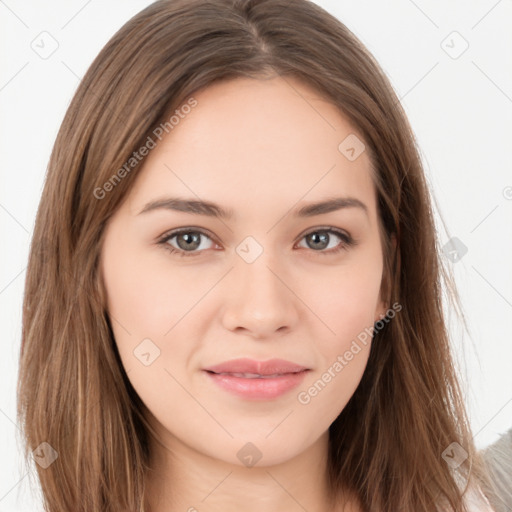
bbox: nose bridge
[221,237,299,335]
[239,252,282,302]
[237,242,287,308]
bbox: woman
[17,0,497,510]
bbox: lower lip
[203,370,309,400]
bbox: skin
[100,75,390,512]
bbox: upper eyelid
[158,226,218,244]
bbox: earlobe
[374,291,389,324]
[375,231,397,323]
[374,307,388,324]
[94,263,109,313]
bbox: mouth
[205,369,308,378]
[203,357,310,376]
[202,366,310,400]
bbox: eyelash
[157,226,357,258]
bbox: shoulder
[462,484,496,512]
[436,481,496,512]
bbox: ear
[374,232,397,323]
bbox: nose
[220,251,300,339]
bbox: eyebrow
[137,196,368,219]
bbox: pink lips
[203,358,310,400]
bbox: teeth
[217,372,283,379]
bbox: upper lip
[203,358,309,376]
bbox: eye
[296,227,356,256]
[158,228,218,257]
[157,226,356,257]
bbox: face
[100,76,388,467]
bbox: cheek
[297,343,370,427]
[102,242,203,341]
[296,253,381,409]
[305,253,383,346]
[101,245,201,418]
[296,276,377,417]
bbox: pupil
[178,232,200,250]
[309,232,328,250]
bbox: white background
[1,1,511,510]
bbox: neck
[145,429,354,512]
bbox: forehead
[124,76,377,221]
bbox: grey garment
[480,428,512,512]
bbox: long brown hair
[17,0,494,510]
